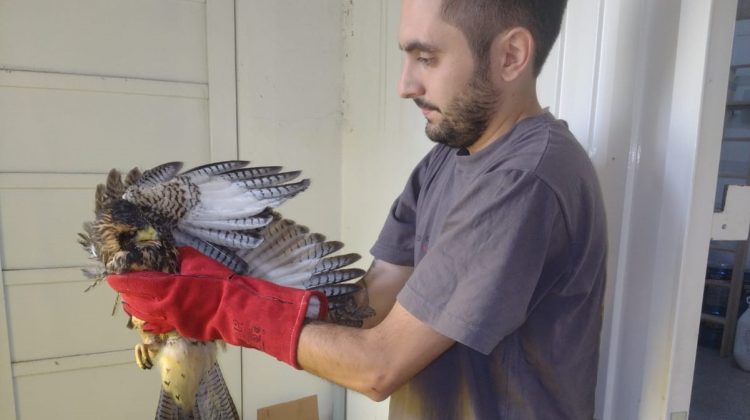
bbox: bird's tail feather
[155,362,239,420]
[193,362,239,420]
[155,387,189,420]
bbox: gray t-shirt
[371,112,607,419]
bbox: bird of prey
[78,160,373,419]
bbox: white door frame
[595,0,737,418]
[665,0,737,416]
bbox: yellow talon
[135,343,153,370]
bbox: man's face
[398,0,500,148]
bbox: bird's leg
[129,316,164,370]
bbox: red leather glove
[106,247,326,368]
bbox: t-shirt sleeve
[370,148,440,266]
[397,169,565,355]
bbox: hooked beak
[136,226,159,242]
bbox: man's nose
[398,61,425,98]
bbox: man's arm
[299,259,455,401]
[299,302,455,401]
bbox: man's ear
[490,27,535,82]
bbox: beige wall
[0,0,233,418]
[235,1,347,418]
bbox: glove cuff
[284,290,327,369]
[205,278,329,369]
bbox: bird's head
[108,199,158,240]
[92,199,178,274]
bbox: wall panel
[0,0,227,416]
[0,72,209,174]
[14,357,160,420]
[5,271,131,361]
[0,0,207,82]
[0,183,98,269]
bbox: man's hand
[107,247,326,368]
[355,259,414,328]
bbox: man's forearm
[296,260,415,399]
[297,302,455,402]
[298,321,393,401]
[295,259,449,402]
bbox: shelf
[718,172,749,179]
[710,245,738,253]
[727,101,750,110]
[706,278,732,288]
[723,137,750,143]
[701,313,727,326]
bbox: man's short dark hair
[441,0,568,77]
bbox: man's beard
[416,73,499,149]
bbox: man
[110,0,607,418]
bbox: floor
[689,345,750,419]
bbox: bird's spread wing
[239,213,371,324]
[119,160,311,274]
[82,160,373,325]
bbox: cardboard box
[257,395,319,420]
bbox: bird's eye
[118,230,137,243]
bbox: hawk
[79,160,372,419]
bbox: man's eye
[417,56,434,65]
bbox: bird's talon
[135,343,153,370]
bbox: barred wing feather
[120,161,371,325]
[120,161,307,252]
[240,214,368,323]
